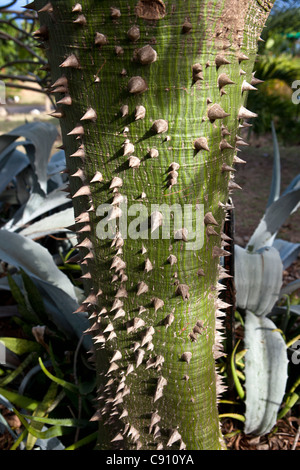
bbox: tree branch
[3,81,56,109]
[0,19,35,39]
[4,82,49,95]
[0,31,46,64]
[0,1,18,11]
[0,59,40,71]
[0,73,44,84]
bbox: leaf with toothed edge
[0,122,58,195]
[4,183,71,231]
[0,147,30,196]
[19,207,75,239]
[246,188,300,252]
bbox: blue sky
[2,0,29,9]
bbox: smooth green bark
[35,0,274,450]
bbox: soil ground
[233,131,300,246]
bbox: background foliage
[249,1,300,142]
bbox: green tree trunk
[33,0,274,450]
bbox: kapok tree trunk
[33,0,274,450]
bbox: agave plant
[234,122,300,435]
[0,121,91,346]
[0,122,101,450]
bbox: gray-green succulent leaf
[246,187,300,253]
[234,245,283,316]
[0,122,58,195]
[19,207,75,239]
[47,150,66,178]
[0,394,19,440]
[0,229,90,348]
[272,238,300,270]
[266,121,281,209]
[4,183,71,231]
[0,146,30,196]
[279,278,300,299]
[244,310,288,436]
[0,122,70,232]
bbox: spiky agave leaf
[19,208,75,239]
[243,311,288,435]
[246,187,300,253]
[234,245,289,436]
[0,122,58,195]
[234,245,283,316]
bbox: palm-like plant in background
[247,55,300,140]
[247,4,300,141]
